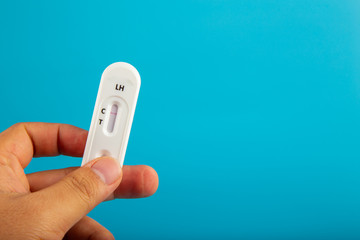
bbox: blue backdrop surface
[1,0,360,239]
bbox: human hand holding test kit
[0,62,158,239]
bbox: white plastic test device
[81,62,141,167]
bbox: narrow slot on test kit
[81,62,141,167]
[107,104,118,133]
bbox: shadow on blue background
[1,1,360,239]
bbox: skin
[0,122,159,240]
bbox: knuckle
[63,167,77,176]
[66,171,99,204]
[0,153,10,167]
[11,122,23,128]
[10,122,26,132]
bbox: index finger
[0,122,88,168]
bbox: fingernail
[90,157,122,185]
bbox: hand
[0,123,158,239]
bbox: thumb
[29,157,122,232]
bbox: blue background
[1,0,360,239]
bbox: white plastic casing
[81,62,141,167]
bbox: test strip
[81,62,141,167]
[107,104,118,133]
